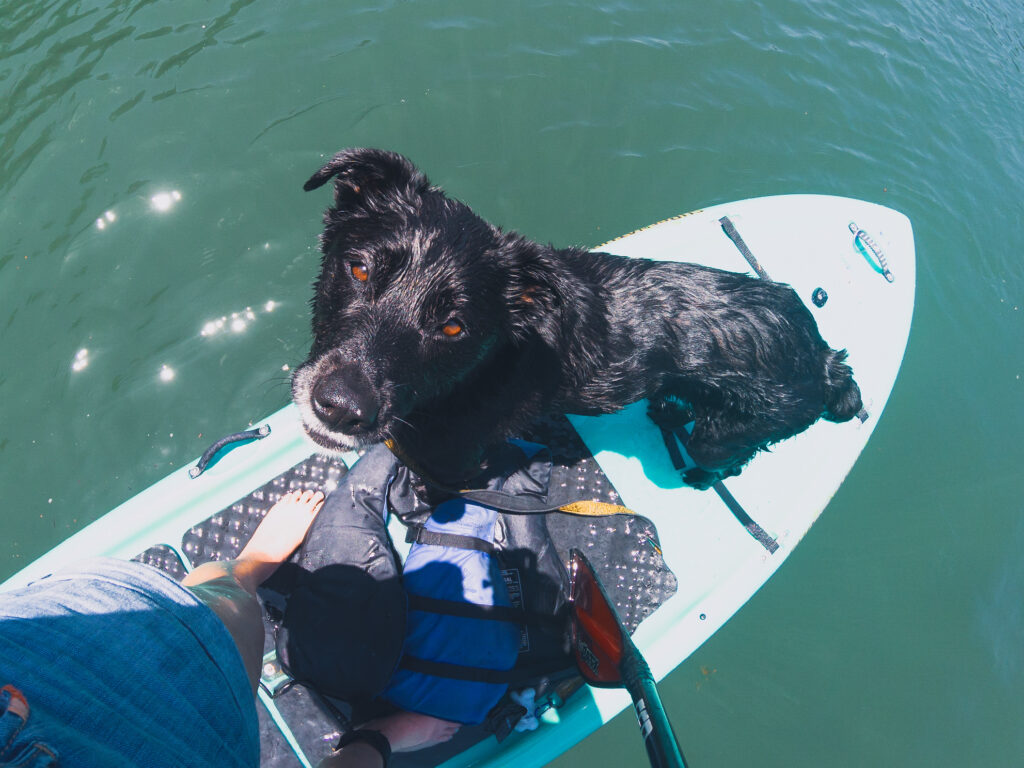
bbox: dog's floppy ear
[504,240,562,346]
[303,148,429,209]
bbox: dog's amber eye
[350,262,369,282]
[441,320,464,337]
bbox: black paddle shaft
[620,639,688,768]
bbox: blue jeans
[0,558,258,768]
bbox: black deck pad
[182,453,350,564]
[132,543,187,579]
[156,416,676,767]
[520,416,678,634]
[257,706,303,768]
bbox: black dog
[292,148,862,488]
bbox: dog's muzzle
[309,366,380,436]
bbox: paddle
[568,548,687,768]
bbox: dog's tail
[822,349,863,423]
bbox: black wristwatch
[334,728,392,766]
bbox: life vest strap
[406,593,566,633]
[385,438,639,518]
[398,654,565,685]
[404,525,495,553]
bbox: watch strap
[334,728,392,766]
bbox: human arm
[316,710,461,767]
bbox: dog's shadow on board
[565,401,692,492]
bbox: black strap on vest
[406,593,566,633]
[398,654,564,685]
[404,525,495,554]
[400,523,572,685]
[402,531,567,631]
[407,594,523,623]
[384,439,635,518]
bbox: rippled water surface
[2,1,1022,765]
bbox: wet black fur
[293,148,862,487]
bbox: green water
[2,0,1022,765]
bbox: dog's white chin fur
[291,358,397,459]
[299,420,365,456]
[293,401,371,456]
[291,367,363,456]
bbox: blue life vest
[383,497,521,724]
[273,440,575,728]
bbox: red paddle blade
[569,548,626,687]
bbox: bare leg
[318,710,461,767]
[183,490,325,693]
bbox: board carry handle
[189,424,271,478]
[849,221,894,282]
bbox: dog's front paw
[647,396,695,432]
[681,466,721,491]
[682,463,744,490]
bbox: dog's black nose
[311,369,380,434]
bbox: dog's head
[292,148,554,457]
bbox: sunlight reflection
[199,302,278,338]
[95,210,116,230]
[71,348,90,372]
[94,186,183,233]
[150,190,182,213]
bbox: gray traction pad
[182,453,350,566]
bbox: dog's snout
[311,368,380,435]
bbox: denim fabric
[0,558,258,768]
[1,685,58,766]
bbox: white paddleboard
[565,193,914,729]
[2,195,914,768]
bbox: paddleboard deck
[2,194,914,768]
